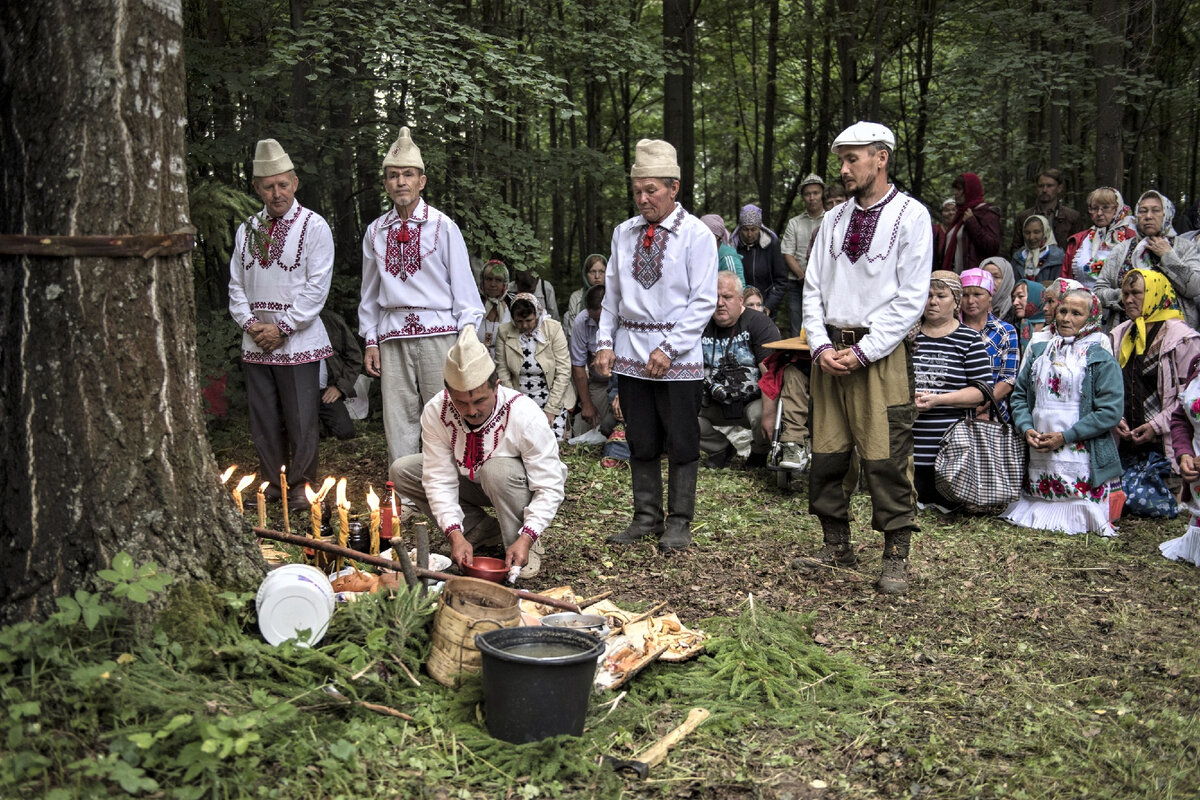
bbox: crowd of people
[228,123,1200,599]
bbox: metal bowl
[461,556,509,583]
[540,612,610,637]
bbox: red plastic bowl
[461,556,509,583]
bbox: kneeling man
[390,326,564,578]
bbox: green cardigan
[1011,339,1124,486]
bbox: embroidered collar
[254,199,303,230]
[628,203,686,236]
[852,186,898,214]
[380,198,430,229]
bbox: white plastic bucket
[256,564,335,647]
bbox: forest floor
[206,415,1200,799]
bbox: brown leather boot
[877,529,912,594]
[793,519,857,572]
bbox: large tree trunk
[1093,0,1125,187]
[760,0,780,222]
[0,0,264,624]
[663,0,696,209]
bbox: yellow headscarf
[1118,268,1184,366]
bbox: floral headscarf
[511,292,547,343]
[1124,190,1179,282]
[929,269,963,308]
[1045,278,1084,334]
[1054,288,1104,343]
[1117,268,1185,366]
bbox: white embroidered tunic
[803,188,933,365]
[358,198,484,348]
[420,385,566,540]
[596,203,718,380]
[228,200,334,365]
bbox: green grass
[2,418,1198,798]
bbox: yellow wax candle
[305,484,321,541]
[367,487,381,555]
[335,478,349,572]
[233,474,254,517]
[280,466,290,534]
[256,481,269,528]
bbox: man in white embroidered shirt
[228,138,334,509]
[800,121,932,595]
[594,139,718,552]
[359,127,484,465]
[389,326,562,578]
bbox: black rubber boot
[606,459,664,544]
[792,518,857,572]
[877,529,912,594]
[658,460,699,551]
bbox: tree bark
[1093,0,1125,187]
[0,0,264,624]
[760,0,780,222]
[663,0,697,209]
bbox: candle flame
[258,481,269,493]
[234,474,255,493]
[317,476,336,502]
[366,486,379,511]
[304,483,319,504]
[219,465,237,484]
[336,477,349,509]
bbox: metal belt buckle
[839,328,857,345]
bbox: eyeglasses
[1087,205,1117,213]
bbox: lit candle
[305,483,321,541]
[233,474,255,516]
[335,477,349,572]
[280,466,289,534]
[367,486,381,555]
[219,465,237,485]
[256,481,269,528]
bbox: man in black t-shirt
[699,272,781,468]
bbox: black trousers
[617,375,703,464]
[319,398,356,440]
[244,360,320,499]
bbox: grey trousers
[244,360,320,500]
[390,454,532,547]
[698,398,767,455]
[380,334,456,464]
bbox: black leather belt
[826,325,870,346]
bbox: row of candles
[220,465,398,566]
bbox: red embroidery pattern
[631,206,684,289]
[619,317,675,333]
[396,313,457,337]
[520,526,540,542]
[242,344,333,365]
[385,222,422,279]
[613,355,703,380]
[827,188,911,265]
[250,301,291,312]
[242,205,311,272]
[438,393,519,475]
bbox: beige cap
[800,173,826,189]
[630,139,680,179]
[444,325,495,391]
[252,139,294,178]
[831,121,895,153]
[382,126,424,171]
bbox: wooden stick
[621,601,668,631]
[578,590,614,609]
[253,527,581,612]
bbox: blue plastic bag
[1121,452,1179,519]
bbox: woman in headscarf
[1162,360,1200,565]
[1061,187,1137,288]
[1011,278,1045,356]
[1001,288,1123,536]
[912,270,992,511]
[476,259,514,357]
[494,292,574,441]
[1109,269,1200,466]
[1012,214,1065,282]
[940,172,1001,273]
[980,256,1016,322]
[700,213,744,283]
[1095,190,1200,328]
[565,253,607,332]
[960,268,1019,421]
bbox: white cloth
[802,186,933,364]
[780,210,823,281]
[1160,376,1200,565]
[228,200,334,364]
[597,202,718,380]
[420,384,566,539]
[358,198,484,347]
[1002,336,1114,536]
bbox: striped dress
[913,324,993,467]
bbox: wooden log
[253,526,581,612]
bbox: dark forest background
[185,0,1200,320]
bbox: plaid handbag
[934,383,1027,514]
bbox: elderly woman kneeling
[1001,289,1124,536]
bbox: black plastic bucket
[474,626,605,743]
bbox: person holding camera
[699,271,781,468]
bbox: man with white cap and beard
[594,138,718,552]
[389,325,563,577]
[800,121,932,594]
[228,138,334,509]
[360,127,484,465]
